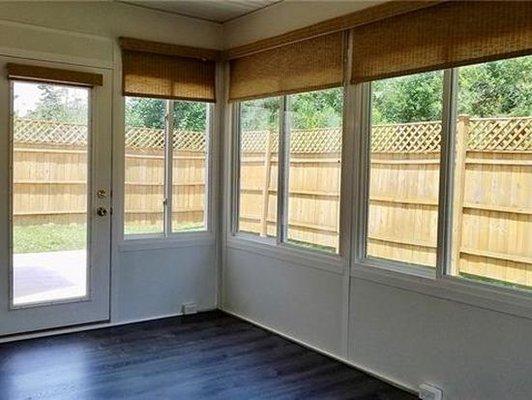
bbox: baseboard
[221,307,418,397]
[1,305,418,398]
[0,307,218,344]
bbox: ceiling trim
[119,1,223,24]
[225,1,445,59]
[118,1,285,24]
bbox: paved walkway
[13,250,86,305]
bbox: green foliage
[28,84,88,124]
[125,97,165,129]
[372,55,532,124]
[372,71,443,124]
[173,101,207,131]
[241,88,344,131]
[125,97,208,131]
[458,56,532,117]
[240,97,280,131]
[290,88,343,129]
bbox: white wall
[0,1,222,326]
[221,2,532,399]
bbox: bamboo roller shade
[6,63,103,87]
[120,37,217,102]
[351,1,532,83]
[228,32,344,102]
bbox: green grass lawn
[14,222,204,254]
[13,224,87,254]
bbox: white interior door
[0,57,112,336]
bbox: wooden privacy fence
[12,116,531,286]
[12,118,206,229]
[239,116,531,287]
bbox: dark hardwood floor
[0,311,416,400]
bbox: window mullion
[232,103,241,235]
[436,68,458,279]
[164,99,174,236]
[277,96,289,244]
[354,82,372,263]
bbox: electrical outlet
[182,302,197,315]
[419,383,443,400]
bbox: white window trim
[351,66,532,319]
[121,99,214,244]
[229,92,349,270]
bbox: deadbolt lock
[96,189,108,199]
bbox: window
[235,88,344,254]
[124,97,210,237]
[124,97,166,235]
[366,71,444,268]
[286,89,343,253]
[237,97,280,237]
[449,56,531,289]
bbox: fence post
[451,115,470,275]
[260,129,273,237]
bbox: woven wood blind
[229,32,343,102]
[120,38,217,102]
[6,63,103,87]
[351,1,532,83]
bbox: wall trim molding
[0,307,217,344]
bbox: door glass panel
[12,81,89,306]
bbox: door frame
[0,55,113,336]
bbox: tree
[125,97,208,131]
[240,97,280,131]
[29,84,88,124]
[290,88,343,129]
[458,56,532,117]
[371,55,532,124]
[372,71,443,124]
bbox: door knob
[96,207,108,217]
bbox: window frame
[230,90,348,263]
[228,54,532,316]
[122,97,213,242]
[352,64,532,315]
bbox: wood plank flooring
[0,311,416,399]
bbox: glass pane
[12,81,89,305]
[172,101,208,232]
[451,55,532,289]
[367,71,444,268]
[286,88,343,253]
[238,97,280,237]
[124,97,165,235]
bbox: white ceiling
[122,0,283,23]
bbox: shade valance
[7,63,103,87]
[229,32,344,102]
[120,37,218,102]
[351,1,532,83]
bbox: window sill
[351,262,532,320]
[226,234,346,275]
[119,231,214,252]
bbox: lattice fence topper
[13,118,207,151]
[12,116,532,153]
[469,117,532,151]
